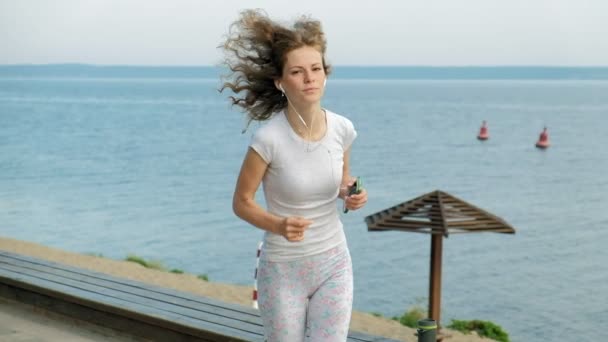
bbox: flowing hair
[219,9,331,131]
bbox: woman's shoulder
[251,112,284,133]
[326,109,355,131]
[250,112,286,143]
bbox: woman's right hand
[279,216,312,242]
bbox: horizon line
[1,63,608,68]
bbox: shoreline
[0,237,492,342]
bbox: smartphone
[343,177,362,213]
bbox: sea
[1,65,607,341]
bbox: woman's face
[278,45,326,106]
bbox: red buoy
[477,120,489,140]
[535,127,550,149]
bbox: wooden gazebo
[365,190,516,330]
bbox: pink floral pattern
[257,244,353,341]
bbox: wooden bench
[0,250,402,342]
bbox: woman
[220,9,368,341]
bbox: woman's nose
[303,70,314,83]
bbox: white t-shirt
[250,109,357,262]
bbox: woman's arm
[339,148,353,200]
[233,147,311,241]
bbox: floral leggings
[257,244,353,342]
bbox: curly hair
[219,9,331,129]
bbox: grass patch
[392,298,428,328]
[393,305,427,328]
[123,254,209,282]
[448,319,509,342]
[125,254,166,271]
[84,252,104,258]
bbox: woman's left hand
[344,187,367,211]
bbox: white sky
[0,0,606,66]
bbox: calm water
[1,67,608,341]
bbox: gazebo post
[429,233,443,328]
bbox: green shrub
[448,319,509,342]
[371,312,383,318]
[170,269,184,274]
[394,305,427,328]
[197,274,209,281]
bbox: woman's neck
[286,103,321,126]
[285,103,325,141]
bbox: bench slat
[0,265,262,341]
[0,254,263,329]
[0,251,258,317]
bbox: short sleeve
[249,129,273,164]
[343,118,357,150]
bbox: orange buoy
[535,127,550,149]
[477,120,489,140]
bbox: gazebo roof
[365,190,516,236]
